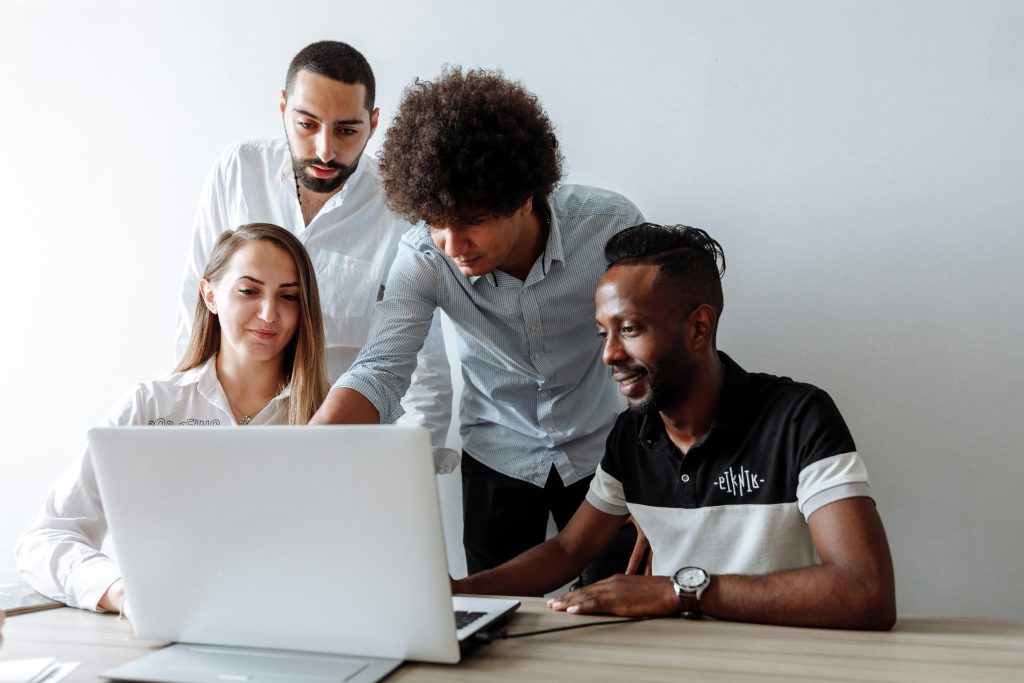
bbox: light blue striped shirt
[335,185,644,486]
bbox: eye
[621,325,642,337]
[296,119,316,130]
[236,287,258,296]
[596,329,608,339]
[335,127,359,137]
[280,293,300,303]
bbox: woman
[15,223,328,614]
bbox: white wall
[1,0,1021,620]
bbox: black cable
[475,615,657,643]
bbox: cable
[474,615,657,643]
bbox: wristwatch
[671,566,711,619]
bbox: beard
[617,352,698,415]
[290,154,360,194]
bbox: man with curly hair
[312,68,646,578]
[177,41,454,466]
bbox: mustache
[300,158,345,170]
[609,363,647,374]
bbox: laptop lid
[89,425,470,664]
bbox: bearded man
[177,41,452,458]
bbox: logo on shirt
[147,418,222,426]
[714,465,765,498]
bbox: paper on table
[0,657,78,683]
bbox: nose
[602,332,626,367]
[444,230,470,259]
[258,296,278,324]
[315,129,336,163]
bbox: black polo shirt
[586,352,872,576]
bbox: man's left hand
[547,574,680,617]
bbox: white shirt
[176,139,453,455]
[15,358,288,611]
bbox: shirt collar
[173,355,292,401]
[635,350,750,449]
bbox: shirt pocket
[313,249,382,348]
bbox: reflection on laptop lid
[89,426,519,683]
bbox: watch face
[677,567,708,590]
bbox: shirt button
[533,352,541,360]
[680,474,690,483]
[530,324,538,332]
[546,426,555,433]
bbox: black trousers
[461,451,636,585]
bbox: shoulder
[208,138,286,179]
[550,184,644,221]
[108,364,212,426]
[745,372,856,467]
[752,374,846,428]
[399,222,437,253]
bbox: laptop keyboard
[454,610,487,629]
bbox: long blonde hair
[175,223,328,424]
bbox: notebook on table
[89,425,519,683]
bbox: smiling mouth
[248,329,276,340]
[611,367,648,385]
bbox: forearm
[456,536,590,597]
[309,388,380,425]
[702,561,896,630]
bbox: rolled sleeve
[585,465,630,516]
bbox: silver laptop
[89,425,519,683]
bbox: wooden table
[2,598,1022,682]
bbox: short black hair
[605,223,726,319]
[284,40,375,112]
[378,66,563,226]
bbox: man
[177,41,452,455]
[312,68,643,576]
[454,224,897,630]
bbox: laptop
[88,425,520,683]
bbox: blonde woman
[15,223,328,615]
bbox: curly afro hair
[379,67,563,226]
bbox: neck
[501,204,549,281]
[215,351,285,417]
[297,182,344,227]
[660,353,724,455]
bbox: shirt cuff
[801,482,874,519]
[332,376,399,424]
[585,489,629,516]
[67,557,122,612]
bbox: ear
[280,89,288,117]
[368,107,380,137]
[519,194,534,217]
[687,304,717,352]
[199,279,218,314]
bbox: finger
[644,550,654,576]
[625,541,645,575]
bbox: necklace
[226,394,277,426]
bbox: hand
[624,517,652,576]
[547,574,679,617]
[99,578,128,618]
[0,609,5,649]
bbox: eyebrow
[293,108,365,126]
[237,276,300,288]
